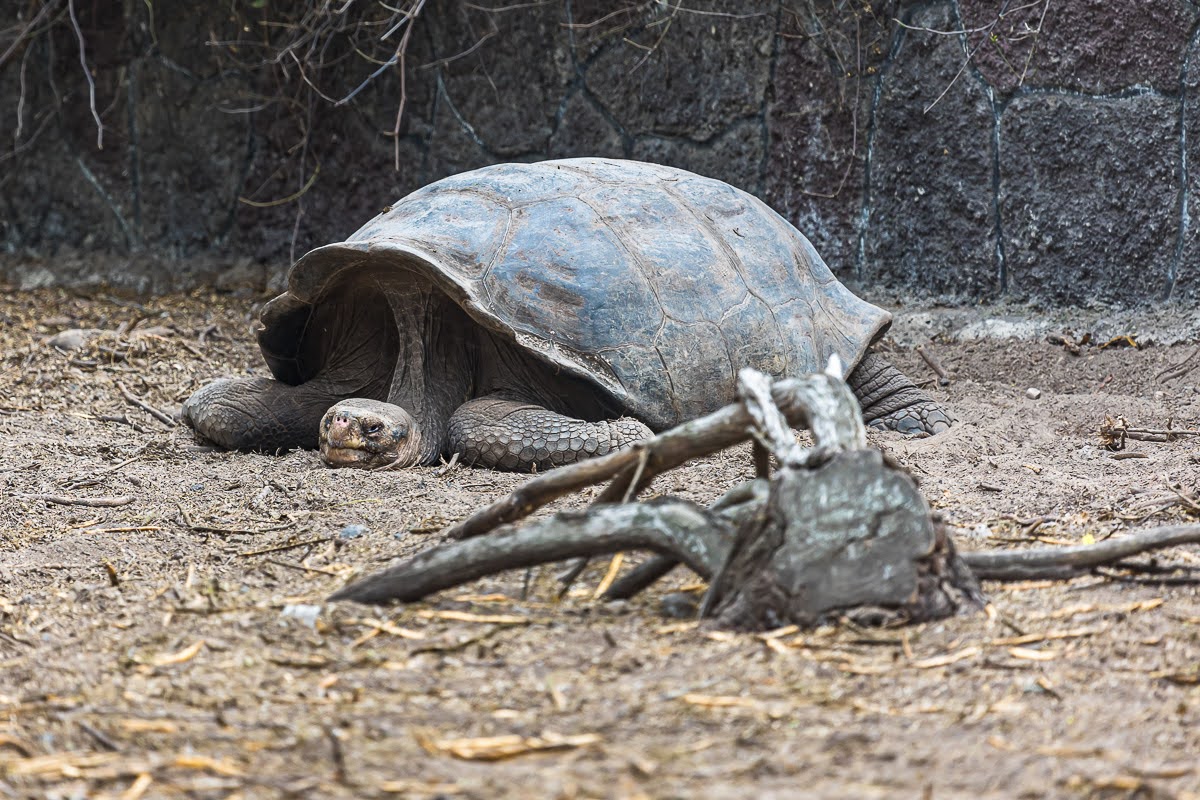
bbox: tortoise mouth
[320,444,411,470]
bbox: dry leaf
[173,754,244,776]
[681,694,760,709]
[910,646,981,669]
[1008,646,1058,661]
[150,640,205,667]
[418,731,600,761]
[416,610,529,625]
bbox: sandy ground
[2,287,1200,799]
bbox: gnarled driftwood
[330,365,1200,630]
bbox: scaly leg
[447,395,652,472]
[846,351,952,435]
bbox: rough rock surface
[2,0,1198,305]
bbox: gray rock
[864,1,998,298]
[1000,93,1179,303]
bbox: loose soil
[2,287,1199,799]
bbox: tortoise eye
[364,421,383,435]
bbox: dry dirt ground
[2,287,1200,800]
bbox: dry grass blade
[909,646,981,669]
[380,780,465,795]
[990,626,1103,646]
[1043,598,1163,620]
[1007,646,1058,661]
[172,754,244,776]
[148,640,204,667]
[415,731,600,761]
[415,610,529,625]
[681,694,760,709]
[348,617,426,643]
[592,552,624,598]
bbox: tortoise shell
[256,158,890,430]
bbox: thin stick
[20,494,133,507]
[67,0,103,149]
[916,344,952,385]
[962,525,1200,581]
[447,375,850,540]
[265,558,342,576]
[115,381,177,427]
[0,0,62,70]
[241,537,331,557]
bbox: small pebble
[280,603,322,628]
[339,523,369,539]
[42,328,92,350]
[660,592,700,620]
[1025,388,1041,400]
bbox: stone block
[999,93,1179,303]
[580,1,775,141]
[765,2,893,282]
[864,2,999,298]
[960,0,1196,94]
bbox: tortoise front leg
[447,396,652,472]
[183,377,339,452]
[846,351,952,435]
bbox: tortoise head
[319,398,424,469]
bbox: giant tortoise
[183,158,950,471]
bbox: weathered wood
[961,524,1200,580]
[330,499,733,604]
[446,372,854,540]
[332,367,1200,628]
[333,369,978,629]
[604,479,769,601]
[704,448,981,629]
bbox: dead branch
[330,499,734,604]
[962,525,1200,581]
[0,0,62,70]
[333,367,980,631]
[447,370,855,540]
[331,359,1200,629]
[19,494,133,507]
[916,344,952,385]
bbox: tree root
[330,367,1200,630]
[330,498,733,604]
[961,525,1200,581]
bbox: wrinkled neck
[379,279,475,463]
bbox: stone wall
[1,0,1196,303]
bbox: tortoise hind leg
[847,352,952,435]
[182,377,341,452]
[448,395,652,472]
